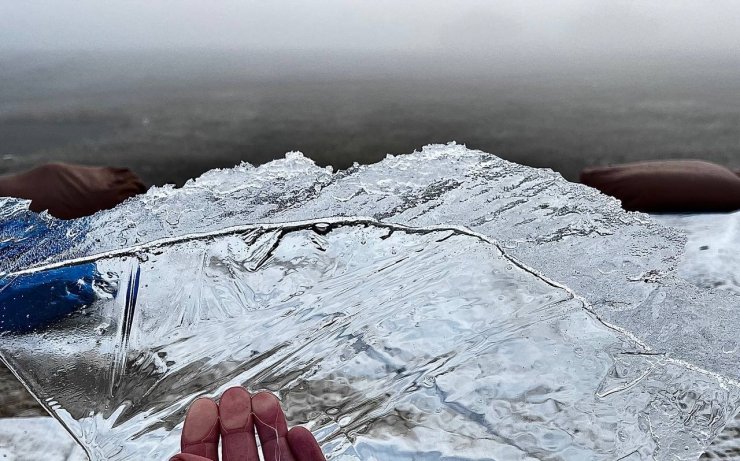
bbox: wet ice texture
[653,212,740,459]
[1,144,739,460]
[653,213,740,297]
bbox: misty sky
[1,0,739,58]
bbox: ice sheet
[652,212,740,459]
[1,144,739,460]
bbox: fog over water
[3,1,740,57]
[1,1,739,184]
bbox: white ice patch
[0,417,87,461]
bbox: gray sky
[1,0,739,58]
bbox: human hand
[170,386,326,461]
[0,163,146,219]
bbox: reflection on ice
[1,145,739,460]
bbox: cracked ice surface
[0,144,739,460]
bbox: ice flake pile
[1,144,739,460]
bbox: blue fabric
[0,202,97,334]
[0,198,83,274]
[0,263,98,333]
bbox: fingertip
[287,425,313,440]
[219,386,252,431]
[181,397,220,459]
[184,398,219,440]
[219,386,261,461]
[287,427,326,461]
[251,392,282,420]
[252,392,289,443]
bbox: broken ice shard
[1,144,739,460]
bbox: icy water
[1,145,739,459]
[2,51,740,186]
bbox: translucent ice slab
[652,212,740,459]
[1,144,739,460]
